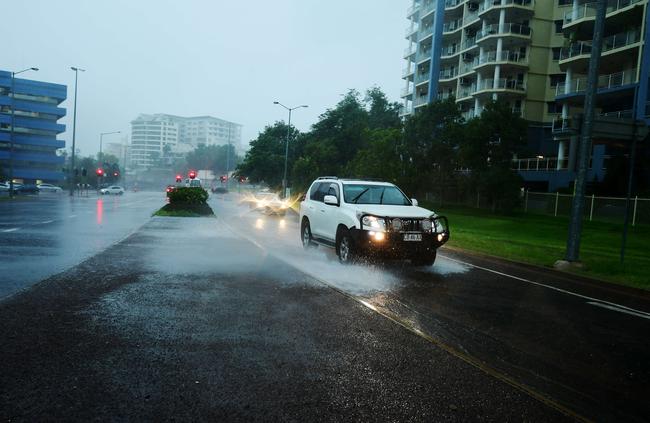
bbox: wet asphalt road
[0,191,164,299]
[1,192,649,421]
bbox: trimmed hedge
[167,187,209,204]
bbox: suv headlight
[362,215,386,232]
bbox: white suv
[299,177,449,265]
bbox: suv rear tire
[336,229,356,264]
[301,219,315,249]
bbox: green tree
[236,122,300,189]
[460,100,527,212]
[345,128,402,183]
[365,87,402,130]
[186,144,240,176]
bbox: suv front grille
[391,218,422,232]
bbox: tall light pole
[225,123,232,189]
[8,67,39,199]
[273,101,308,198]
[99,131,121,163]
[69,67,85,196]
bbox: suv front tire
[336,229,355,264]
[301,219,315,249]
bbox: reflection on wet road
[0,191,164,299]
[210,193,650,422]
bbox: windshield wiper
[379,188,386,205]
[351,188,370,204]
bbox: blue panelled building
[0,70,67,184]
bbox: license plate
[403,233,422,242]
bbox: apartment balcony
[440,44,461,59]
[415,72,431,86]
[473,78,526,97]
[555,69,637,98]
[416,49,432,64]
[402,65,415,78]
[407,3,421,17]
[563,0,645,37]
[401,85,414,98]
[399,104,414,117]
[478,0,535,18]
[405,25,419,39]
[476,23,532,46]
[403,46,416,58]
[457,84,476,100]
[551,117,576,134]
[462,11,481,28]
[421,0,436,18]
[437,91,456,101]
[443,18,463,34]
[414,95,430,108]
[462,109,477,120]
[419,24,434,41]
[445,0,465,10]
[513,157,568,172]
[439,68,459,81]
[559,30,641,70]
[475,50,529,70]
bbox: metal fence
[523,191,648,226]
[423,190,649,226]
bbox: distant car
[165,185,176,195]
[184,178,202,188]
[0,183,9,192]
[250,191,289,216]
[212,187,228,194]
[14,184,40,194]
[100,186,125,195]
[37,183,63,193]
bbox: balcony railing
[555,69,636,96]
[441,44,460,57]
[399,104,413,116]
[415,72,431,85]
[479,0,534,14]
[421,0,436,16]
[416,49,432,62]
[513,157,568,172]
[405,25,419,36]
[552,117,573,133]
[476,23,532,41]
[460,60,476,74]
[439,68,458,80]
[445,0,464,9]
[403,46,416,57]
[414,96,430,107]
[564,0,645,25]
[476,78,526,93]
[477,50,528,66]
[463,12,480,26]
[599,109,634,118]
[443,18,463,33]
[407,3,421,17]
[402,65,415,77]
[462,36,477,50]
[458,84,476,99]
[560,30,640,60]
[437,91,456,101]
[401,86,413,97]
[419,25,434,40]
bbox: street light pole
[99,131,121,163]
[8,67,39,199]
[69,67,85,197]
[273,101,308,198]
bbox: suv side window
[327,183,340,200]
[310,182,324,201]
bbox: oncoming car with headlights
[299,177,449,265]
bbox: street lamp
[99,131,121,163]
[8,67,39,198]
[69,67,85,196]
[273,101,308,198]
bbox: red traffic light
[175,174,182,182]
[189,170,197,180]
[220,175,228,183]
[96,168,104,176]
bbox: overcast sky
[2,0,407,156]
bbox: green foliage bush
[167,187,208,204]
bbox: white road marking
[440,255,650,321]
[2,228,19,233]
[587,302,650,320]
[69,214,77,218]
[40,220,54,224]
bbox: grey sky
[3,0,406,157]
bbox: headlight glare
[362,215,386,231]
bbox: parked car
[0,182,9,193]
[100,186,125,195]
[14,184,40,195]
[299,177,449,265]
[211,187,228,194]
[37,183,63,193]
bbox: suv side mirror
[411,198,418,207]
[324,195,338,206]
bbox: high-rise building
[0,70,67,183]
[401,0,650,191]
[130,113,242,168]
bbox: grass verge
[424,204,650,290]
[154,202,215,217]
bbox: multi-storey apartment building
[401,0,650,192]
[0,70,66,183]
[130,114,242,168]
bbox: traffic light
[82,168,87,177]
[220,175,227,183]
[189,170,197,180]
[96,168,104,176]
[175,174,182,183]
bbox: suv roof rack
[339,177,388,182]
[317,176,338,180]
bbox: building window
[552,47,562,61]
[558,0,572,5]
[547,102,561,114]
[555,20,563,33]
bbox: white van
[184,178,202,188]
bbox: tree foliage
[185,144,240,176]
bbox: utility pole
[225,123,231,189]
[69,67,85,197]
[273,101,308,198]
[564,0,607,263]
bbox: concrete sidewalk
[0,216,568,422]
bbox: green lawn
[424,204,650,290]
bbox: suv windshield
[343,184,411,205]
